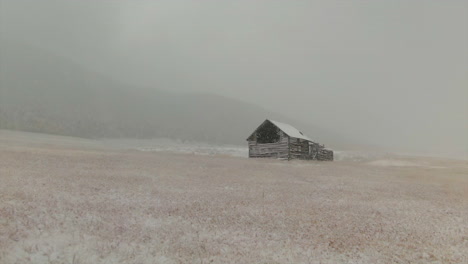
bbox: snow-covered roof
[247,119,313,142]
[268,120,313,141]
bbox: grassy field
[0,131,467,263]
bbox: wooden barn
[246,119,333,161]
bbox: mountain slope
[0,38,339,146]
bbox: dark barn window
[256,121,280,143]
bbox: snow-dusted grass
[106,138,248,157]
[0,132,467,263]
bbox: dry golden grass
[0,131,467,263]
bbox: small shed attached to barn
[246,119,333,161]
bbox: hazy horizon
[1,0,467,158]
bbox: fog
[1,0,467,157]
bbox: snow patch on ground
[367,159,425,167]
[106,138,248,157]
[333,151,391,162]
[108,140,394,162]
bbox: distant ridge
[0,38,341,146]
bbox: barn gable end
[247,119,333,161]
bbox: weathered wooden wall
[306,143,333,161]
[248,130,334,161]
[248,131,289,159]
[317,148,334,161]
[289,137,310,160]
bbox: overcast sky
[1,0,467,157]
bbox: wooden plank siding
[249,137,333,161]
[248,131,289,159]
[247,119,333,161]
[317,148,334,161]
[288,137,310,160]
